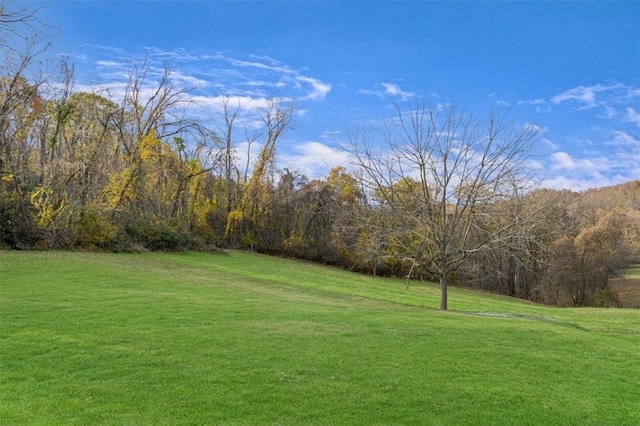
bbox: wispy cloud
[496,81,640,190]
[171,70,209,89]
[494,96,550,112]
[606,130,639,147]
[500,82,639,120]
[359,82,414,101]
[381,82,413,100]
[227,56,294,75]
[551,85,603,108]
[69,46,332,108]
[297,76,331,101]
[522,122,547,134]
[223,55,331,101]
[321,130,342,139]
[551,82,639,110]
[626,107,640,127]
[61,45,334,148]
[542,138,559,151]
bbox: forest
[1,3,639,309]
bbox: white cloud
[359,82,414,101]
[549,151,610,173]
[522,122,547,134]
[542,138,559,151]
[603,105,619,118]
[525,159,544,170]
[321,130,342,139]
[228,57,294,75]
[540,149,640,190]
[72,47,332,113]
[626,107,640,127]
[541,170,635,191]
[297,76,331,101]
[191,94,271,111]
[95,60,123,68]
[225,56,331,102]
[66,46,336,145]
[381,82,413,101]
[279,141,352,179]
[493,96,549,112]
[606,130,639,147]
[187,95,279,132]
[550,82,639,114]
[527,98,546,106]
[243,80,287,89]
[170,70,209,89]
[549,152,576,170]
[551,85,601,107]
[540,176,607,192]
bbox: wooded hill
[1,3,638,308]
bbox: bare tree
[225,99,294,248]
[0,2,47,54]
[348,101,540,310]
[219,96,241,216]
[106,61,205,217]
[0,1,50,176]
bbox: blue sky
[34,1,640,190]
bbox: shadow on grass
[463,311,590,332]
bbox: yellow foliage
[191,200,215,239]
[327,166,360,205]
[139,130,162,162]
[225,208,244,236]
[30,186,68,227]
[104,166,137,208]
[284,231,305,250]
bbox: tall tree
[0,2,50,248]
[349,101,539,310]
[220,96,240,216]
[226,99,293,249]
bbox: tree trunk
[507,254,516,296]
[440,274,448,311]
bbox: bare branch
[348,101,539,310]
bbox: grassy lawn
[2,250,639,425]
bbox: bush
[125,218,193,251]
[590,287,620,307]
[75,207,118,250]
[0,192,41,249]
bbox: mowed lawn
[1,251,639,425]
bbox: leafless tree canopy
[348,101,541,310]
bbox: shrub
[590,287,620,307]
[125,218,193,251]
[74,207,118,250]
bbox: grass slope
[1,250,639,425]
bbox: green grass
[2,250,639,425]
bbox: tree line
[1,2,638,308]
